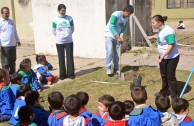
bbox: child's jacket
[176,114,194,126]
[160,112,179,126]
[88,112,110,126]
[47,110,68,126]
[9,84,20,98]
[80,107,92,119]
[105,119,128,126]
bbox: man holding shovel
[105,5,134,76]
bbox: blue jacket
[180,116,194,126]
[127,105,161,126]
[80,107,92,119]
[88,112,110,126]
[9,84,20,99]
[47,110,68,126]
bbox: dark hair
[0,68,8,83]
[19,61,29,72]
[18,106,34,123]
[36,55,46,64]
[172,98,189,114]
[152,15,165,24]
[163,16,168,21]
[48,91,64,110]
[18,84,32,97]
[1,7,9,14]
[10,73,22,84]
[64,94,81,115]
[179,20,183,23]
[131,86,147,104]
[155,94,170,112]
[98,94,115,108]
[22,58,31,64]
[123,5,134,13]
[76,91,89,107]
[108,101,125,120]
[25,91,39,106]
[124,100,135,114]
[58,4,66,11]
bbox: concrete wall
[32,0,106,58]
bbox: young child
[155,94,179,126]
[9,73,22,98]
[105,101,127,126]
[63,94,86,126]
[18,58,42,92]
[89,94,115,126]
[76,91,92,118]
[172,98,194,126]
[33,55,56,85]
[124,100,134,119]
[16,106,37,126]
[177,20,185,29]
[25,91,49,126]
[128,86,161,126]
[8,84,32,125]
[47,91,68,126]
[0,68,14,122]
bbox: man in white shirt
[0,7,21,74]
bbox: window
[167,0,194,9]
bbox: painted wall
[32,0,106,58]
[152,0,194,19]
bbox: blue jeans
[105,37,119,71]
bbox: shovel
[117,44,125,80]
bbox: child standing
[172,98,194,126]
[128,86,161,126]
[47,91,68,126]
[9,73,22,98]
[0,68,14,122]
[155,94,179,126]
[33,55,56,85]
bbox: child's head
[19,61,30,73]
[22,58,31,67]
[36,55,47,65]
[179,20,183,23]
[18,84,32,97]
[172,98,189,115]
[98,94,115,112]
[48,91,64,110]
[108,101,125,120]
[10,73,22,84]
[25,91,40,106]
[155,94,170,112]
[18,106,34,123]
[0,68,9,84]
[131,86,147,105]
[124,100,135,115]
[64,94,81,116]
[76,91,89,107]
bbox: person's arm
[70,19,74,33]
[13,22,21,47]
[146,34,157,40]
[52,21,57,36]
[120,23,127,41]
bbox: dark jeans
[1,46,16,75]
[159,55,180,98]
[56,43,75,78]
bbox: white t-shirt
[63,115,85,126]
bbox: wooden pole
[10,0,16,26]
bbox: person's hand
[17,42,21,47]
[117,35,123,44]
[158,56,164,63]
[146,36,154,40]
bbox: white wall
[32,0,106,58]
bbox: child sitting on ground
[18,58,42,92]
[25,91,49,126]
[33,55,56,85]
[124,100,134,119]
[48,91,68,126]
[155,94,179,126]
[89,94,115,126]
[8,84,32,125]
[76,91,92,118]
[177,20,185,29]
[9,73,22,98]
[0,68,14,122]
[128,86,161,126]
[172,98,194,126]
[63,94,86,126]
[105,101,127,126]
[16,106,37,126]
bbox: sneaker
[113,70,120,75]
[106,69,112,75]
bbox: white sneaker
[106,69,112,75]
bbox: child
[89,94,115,126]
[124,100,134,119]
[63,94,86,126]
[128,86,161,126]
[18,58,42,92]
[16,106,37,126]
[33,55,56,85]
[155,94,179,126]
[76,91,92,118]
[0,68,14,122]
[48,91,68,126]
[8,84,32,125]
[9,73,22,98]
[177,20,185,29]
[172,98,194,126]
[25,91,49,126]
[105,101,127,126]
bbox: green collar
[130,105,157,116]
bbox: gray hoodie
[161,112,179,126]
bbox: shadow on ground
[121,65,157,73]
[75,67,102,77]
[177,81,192,95]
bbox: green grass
[1,66,194,125]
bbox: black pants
[56,43,75,78]
[1,46,16,75]
[159,55,180,98]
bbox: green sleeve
[165,34,175,45]
[70,20,74,26]
[52,22,57,28]
[120,23,127,35]
[109,15,118,36]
